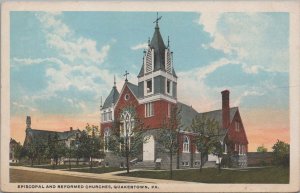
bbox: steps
[132,160,156,169]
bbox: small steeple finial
[153,12,162,27]
[148,37,150,46]
[100,96,103,108]
[123,70,129,82]
[113,75,116,87]
[167,36,170,48]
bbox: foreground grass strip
[10,169,122,183]
[70,167,125,174]
[25,164,90,170]
[119,167,289,184]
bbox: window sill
[145,115,154,118]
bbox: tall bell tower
[137,15,177,105]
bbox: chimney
[70,127,73,131]
[221,90,230,129]
[26,116,31,129]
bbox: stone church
[100,18,248,169]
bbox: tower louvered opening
[165,49,172,73]
[145,48,153,73]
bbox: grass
[10,168,122,183]
[70,167,125,174]
[25,164,90,170]
[9,163,24,166]
[120,167,289,184]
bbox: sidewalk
[10,166,197,184]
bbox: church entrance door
[143,135,155,161]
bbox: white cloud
[198,13,288,74]
[12,102,37,112]
[11,12,118,115]
[177,58,238,111]
[12,57,64,69]
[198,13,220,36]
[131,42,148,50]
[233,89,265,107]
[36,12,111,64]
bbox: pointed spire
[153,12,162,29]
[113,75,116,87]
[148,37,150,46]
[100,96,103,108]
[167,36,170,48]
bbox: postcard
[1,1,300,192]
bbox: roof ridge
[199,107,238,114]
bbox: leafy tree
[25,141,37,166]
[77,125,105,169]
[24,138,47,166]
[272,140,289,167]
[156,105,181,179]
[12,141,23,163]
[108,105,147,174]
[190,115,221,172]
[257,144,268,152]
[211,140,224,173]
[46,133,66,168]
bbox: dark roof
[24,128,81,146]
[138,24,177,78]
[177,102,238,141]
[126,81,139,97]
[177,102,199,131]
[102,86,119,109]
[199,107,238,128]
[26,128,79,140]
[150,24,167,71]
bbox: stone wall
[247,152,272,166]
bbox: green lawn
[120,167,289,184]
[71,167,125,174]
[10,169,122,183]
[25,164,90,170]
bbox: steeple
[137,13,177,103]
[113,75,116,87]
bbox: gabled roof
[24,128,80,146]
[199,107,238,129]
[177,102,199,131]
[178,102,238,135]
[114,81,139,108]
[102,86,119,109]
[126,81,139,97]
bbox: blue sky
[10,12,289,149]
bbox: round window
[125,94,130,101]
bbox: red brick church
[100,18,248,169]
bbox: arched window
[104,129,110,152]
[183,136,190,153]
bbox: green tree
[108,106,147,174]
[46,133,66,168]
[156,105,181,179]
[272,140,289,167]
[190,115,220,172]
[211,140,224,173]
[86,124,105,169]
[257,144,268,152]
[13,141,23,163]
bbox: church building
[100,17,248,169]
